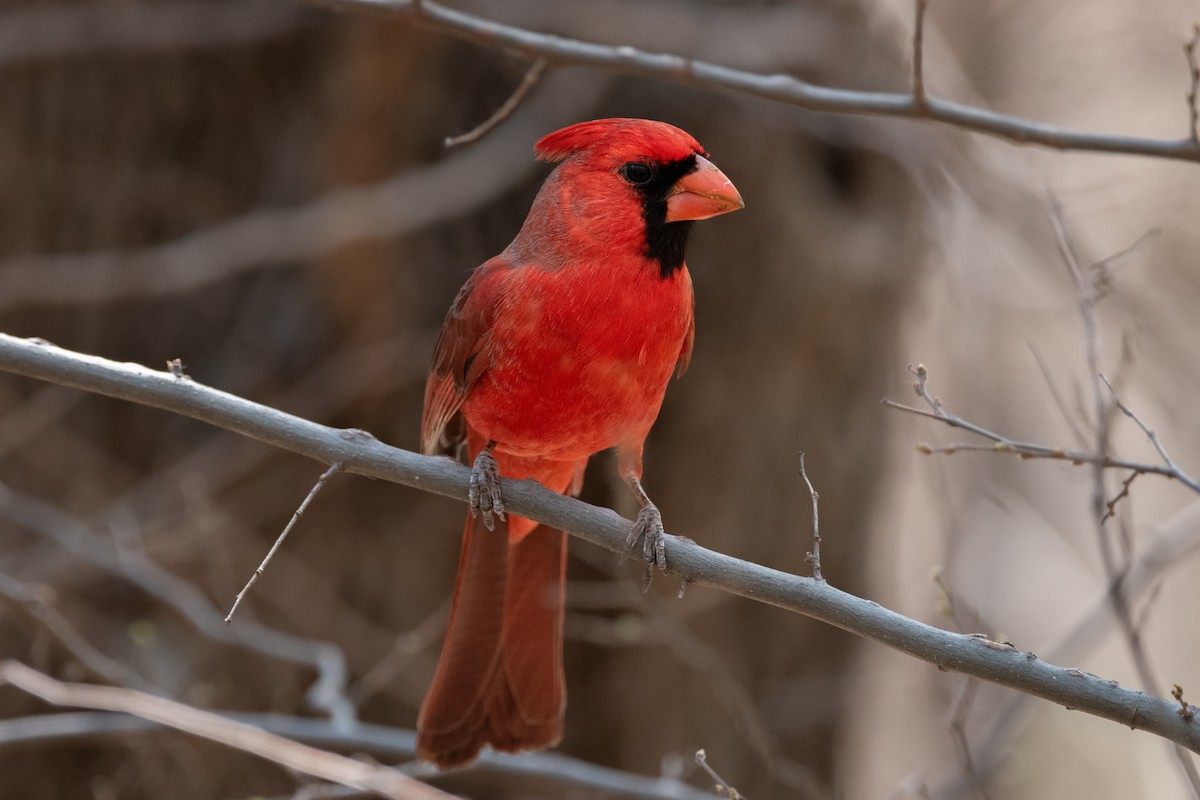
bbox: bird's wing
[421,257,508,455]
[675,274,696,378]
[675,311,695,378]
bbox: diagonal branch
[444,56,548,147]
[2,332,1199,756]
[883,364,1200,495]
[308,0,1200,164]
[0,478,355,725]
[0,661,451,800]
[1186,23,1200,143]
[0,709,723,800]
[0,109,545,310]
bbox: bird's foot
[468,448,506,531]
[627,502,668,590]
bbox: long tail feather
[416,519,566,767]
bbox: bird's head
[528,118,743,276]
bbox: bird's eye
[619,162,654,186]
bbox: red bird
[417,118,742,768]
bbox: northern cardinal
[417,118,742,768]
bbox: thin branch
[1052,200,1200,800]
[1101,373,1198,492]
[1102,471,1139,524]
[226,462,343,623]
[1176,686,1198,723]
[0,384,82,460]
[695,750,745,800]
[932,502,1200,798]
[932,572,991,799]
[444,57,548,147]
[0,661,451,800]
[2,335,1200,756]
[0,709,723,800]
[1026,340,1089,448]
[882,365,1200,495]
[564,546,815,791]
[0,476,354,726]
[1186,23,1200,143]
[349,598,450,705]
[949,679,991,800]
[912,0,929,110]
[1089,226,1162,285]
[0,572,154,692]
[0,102,553,309]
[307,0,1200,164]
[606,565,787,780]
[0,0,304,65]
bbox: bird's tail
[416,456,577,768]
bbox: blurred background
[1,0,1199,797]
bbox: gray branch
[0,662,450,800]
[1,332,1198,756]
[0,710,720,800]
[310,0,1200,164]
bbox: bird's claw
[627,502,668,589]
[468,449,506,531]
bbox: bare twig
[349,598,449,705]
[226,462,343,623]
[798,452,823,582]
[0,85,592,310]
[0,0,304,65]
[1048,196,1111,520]
[2,334,1200,755]
[1101,374,1199,492]
[1089,227,1162,297]
[1026,341,1088,448]
[695,750,745,800]
[931,572,991,799]
[1186,24,1200,142]
[566,544,796,783]
[949,679,991,800]
[0,384,82,462]
[566,561,834,799]
[882,365,1200,495]
[444,57,548,147]
[1176,686,1198,723]
[1102,471,1139,524]
[931,569,987,635]
[912,0,929,109]
[0,710,724,800]
[0,477,354,725]
[1051,202,1200,800]
[0,572,154,692]
[0,661,451,800]
[307,0,1200,164]
[932,502,1200,798]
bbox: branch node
[798,452,823,582]
[1173,684,1197,722]
[166,358,189,380]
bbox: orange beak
[665,155,744,222]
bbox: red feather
[417,118,740,767]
